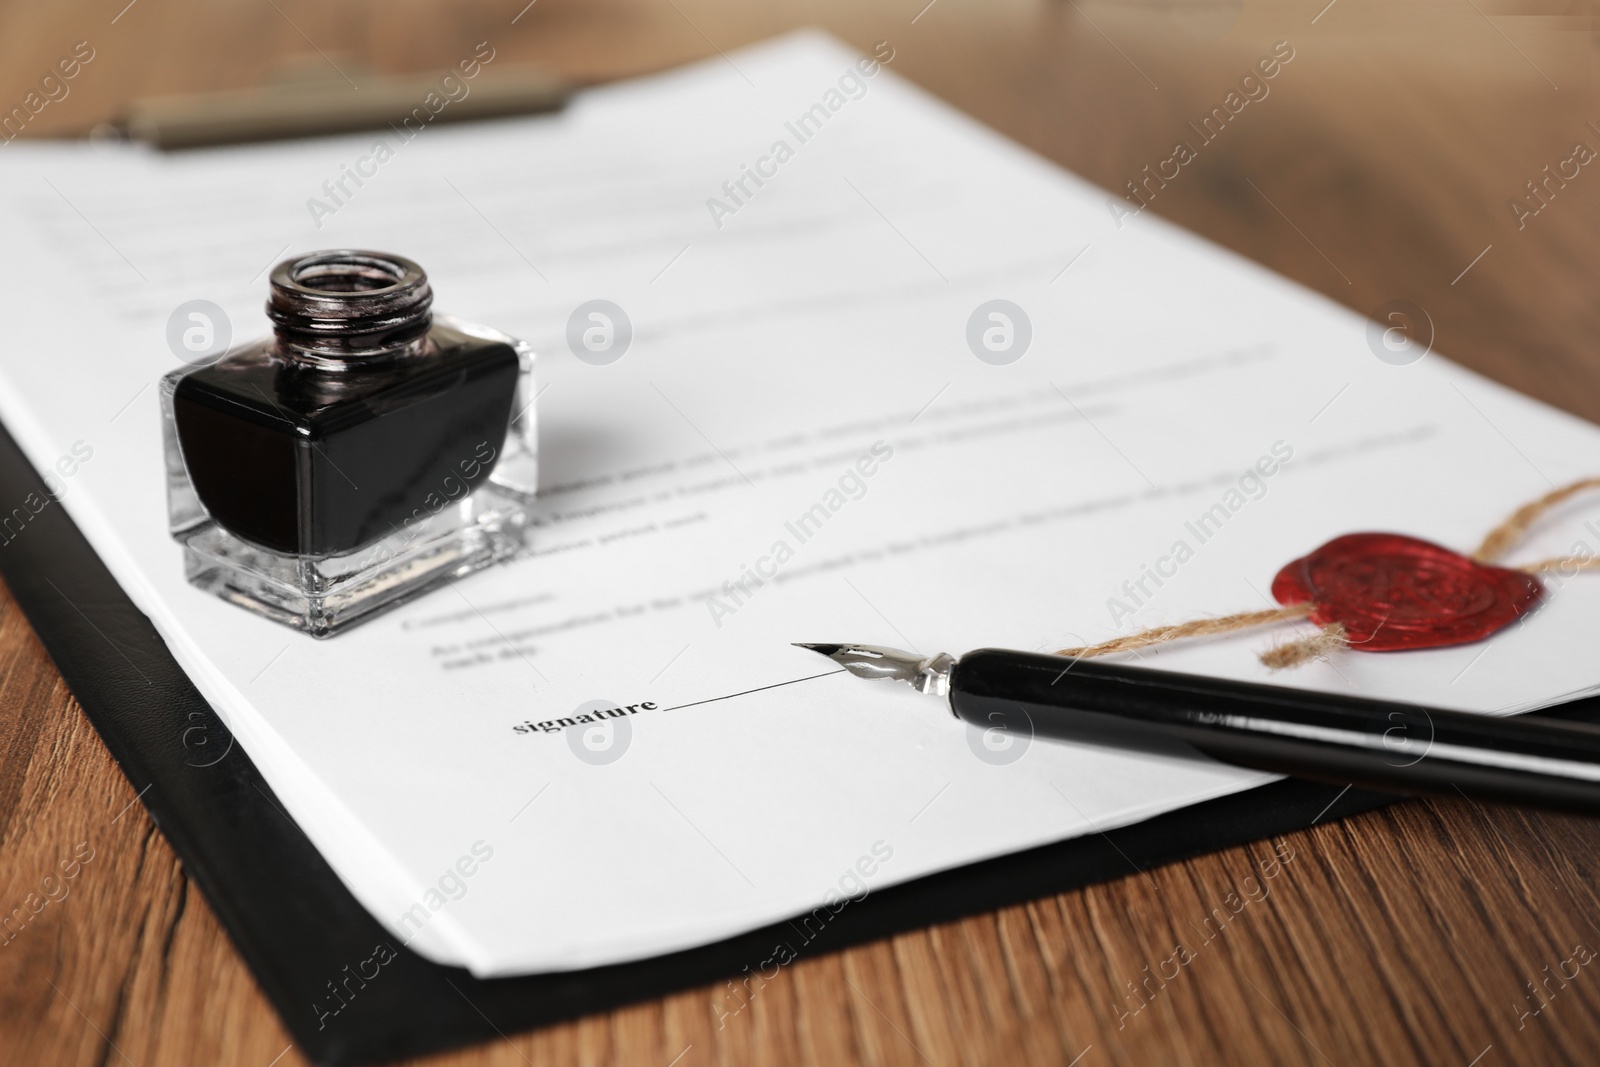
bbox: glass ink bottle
[160,250,537,636]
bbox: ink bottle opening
[160,250,538,637]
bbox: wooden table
[5,1,1600,1063]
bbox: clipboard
[13,62,1600,1065]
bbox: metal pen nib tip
[794,641,954,696]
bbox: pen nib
[793,642,954,697]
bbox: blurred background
[3,0,1598,415]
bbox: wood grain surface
[5,1,1600,1064]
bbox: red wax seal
[1271,533,1543,652]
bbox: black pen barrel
[949,648,1600,814]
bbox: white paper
[2,32,1599,975]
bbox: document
[3,32,1600,975]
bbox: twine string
[1055,475,1600,667]
[1055,604,1311,658]
[1473,477,1600,564]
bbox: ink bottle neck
[268,251,433,369]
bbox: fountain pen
[794,642,1600,815]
